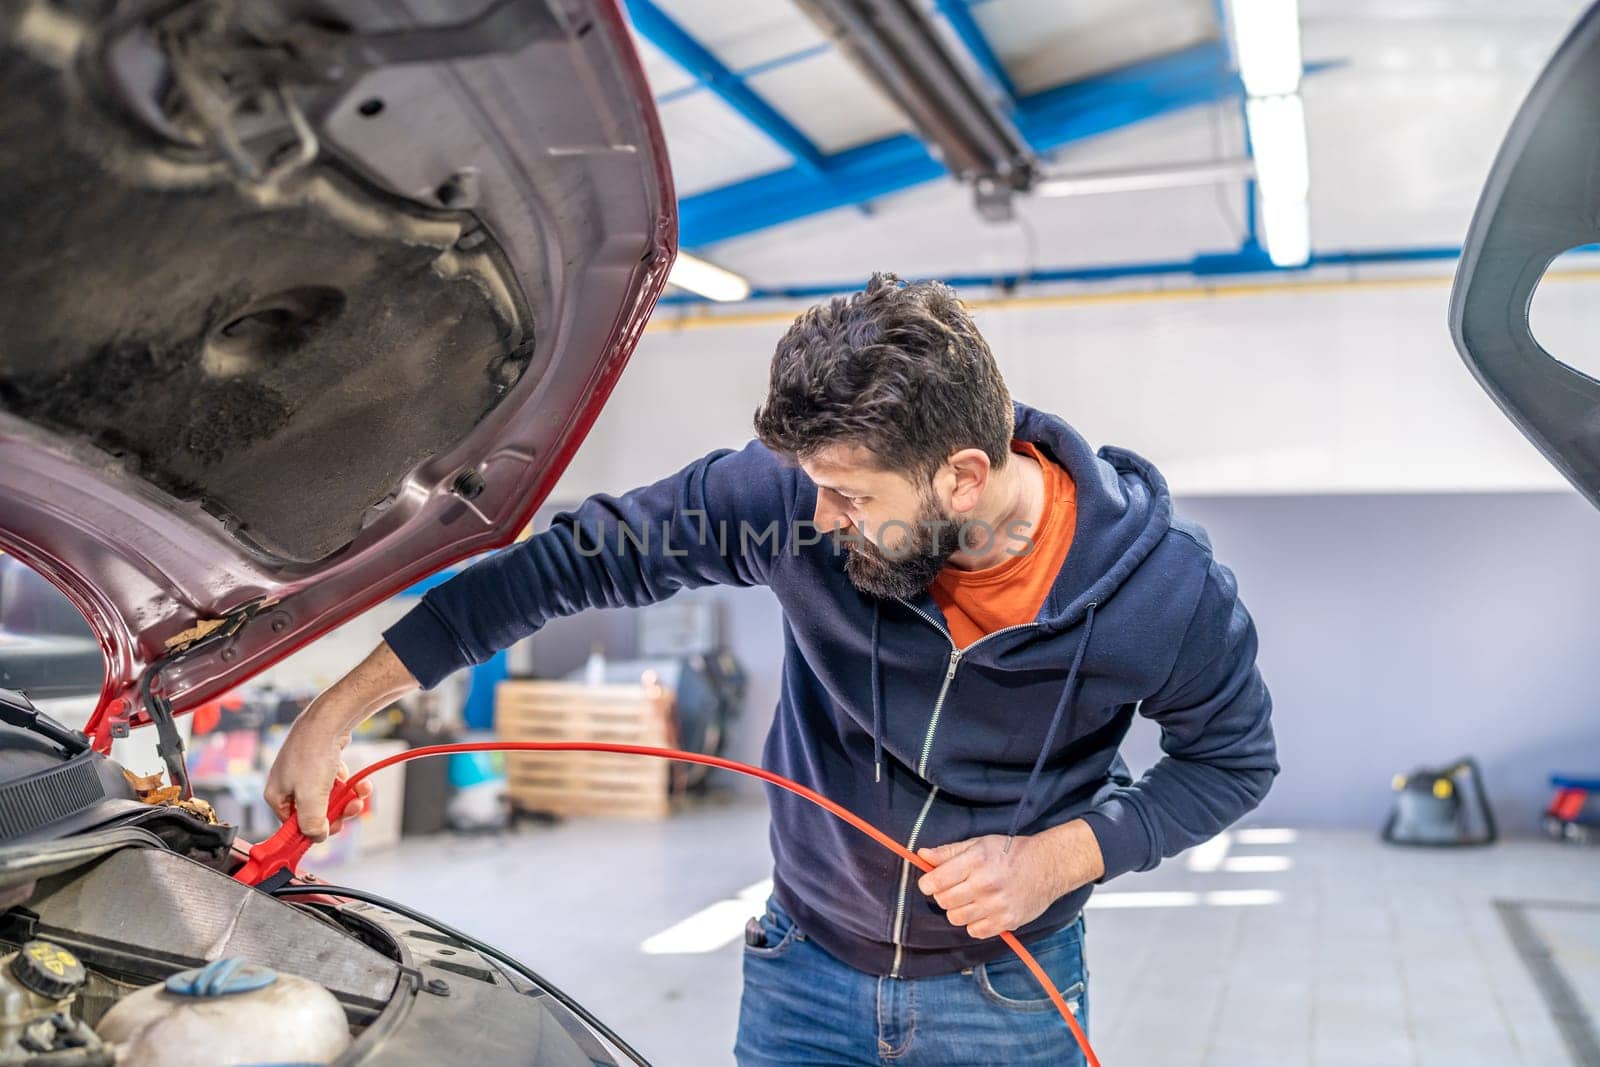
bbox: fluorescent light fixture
[1246,95,1309,198]
[1259,194,1311,267]
[1033,159,1256,198]
[1246,94,1311,267]
[1234,827,1298,845]
[668,251,751,302]
[1230,0,1311,269]
[1228,0,1304,96]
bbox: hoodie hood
[863,401,1175,837]
[1012,402,1175,631]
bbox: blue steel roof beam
[679,40,1242,249]
[656,245,1466,304]
[625,0,829,174]
[932,0,1018,105]
[1013,41,1241,153]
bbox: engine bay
[0,713,614,1067]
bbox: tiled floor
[334,799,1599,1066]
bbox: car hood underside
[0,0,675,744]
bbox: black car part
[135,600,262,797]
[0,722,140,845]
[273,883,650,1067]
[0,689,90,756]
[1449,1,1600,509]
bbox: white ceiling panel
[655,93,796,198]
[626,30,696,98]
[653,0,829,71]
[972,0,1219,96]
[746,50,911,153]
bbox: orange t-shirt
[930,442,1077,647]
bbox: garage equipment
[566,653,746,790]
[787,0,1039,221]
[235,740,1100,1067]
[1544,774,1600,843]
[1383,757,1497,847]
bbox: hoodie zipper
[888,785,939,976]
[886,599,1038,977]
[897,599,1038,777]
[918,648,962,774]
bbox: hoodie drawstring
[1005,601,1097,851]
[870,601,884,785]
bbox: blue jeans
[734,899,1088,1066]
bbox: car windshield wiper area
[0,687,90,756]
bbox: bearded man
[267,272,1278,1067]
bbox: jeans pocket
[973,919,1085,1014]
[743,901,803,960]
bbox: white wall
[554,273,1579,501]
[539,275,1600,827]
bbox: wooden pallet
[495,680,678,820]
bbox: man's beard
[842,493,966,600]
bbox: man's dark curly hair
[753,273,1013,478]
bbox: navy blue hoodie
[383,403,1278,978]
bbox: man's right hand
[264,713,370,842]
[263,641,420,842]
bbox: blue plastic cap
[165,958,278,998]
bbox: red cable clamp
[235,779,357,888]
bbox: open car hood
[0,0,675,747]
[1450,1,1600,508]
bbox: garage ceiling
[623,0,1590,298]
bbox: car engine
[0,707,615,1066]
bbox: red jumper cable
[235,740,1102,1067]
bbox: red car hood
[0,1,674,748]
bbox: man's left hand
[916,819,1106,940]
